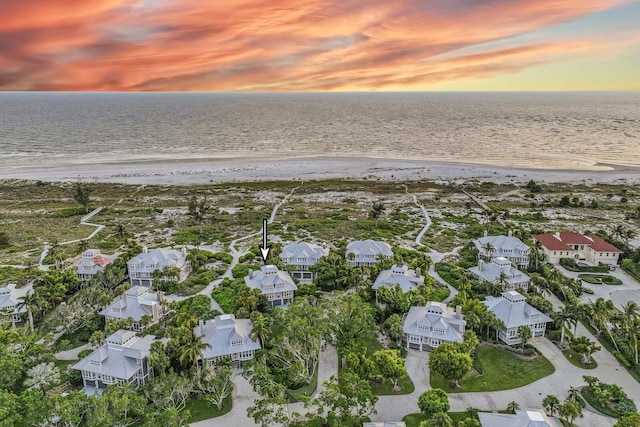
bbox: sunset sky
[2,0,639,91]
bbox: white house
[245,265,297,307]
[71,330,158,394]
[474,234,530,268]
[279,242,328,283]
[72,249,114,283]
[484,291,552,345]
[127,247,191,287]
[0,285,26,327]
[402,302,466,351]
[195,314,261,366]
[468,257,530,292]
[534,232,622,265]
[478,409,562,427]
[346,240,393,267]
[372,264,424,295]
[100,286,166,331]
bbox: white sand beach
[1,156,639,185]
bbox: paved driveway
[555,264,640,307]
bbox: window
[553,251,557,255]
[231,339,242,346]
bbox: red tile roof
[587,235,622,252]
[534,234,573,251]
[93,256,112,266]
[558,232,593,245]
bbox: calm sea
[0,92,638,169]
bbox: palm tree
[590,298,619,351]
[542,394,560,416]
[371,201,385,228]
[567,386,581,402]
[517,325,532,350]
[178,334,211,371]
[628,321,640,365]
[554,306,577,346]
[530,239,545,270]
[507,401,520,413]
[482,242,496,261]
[17,291,39,333]
[420,412,453,427]
[250,314,272,346]
[24,362,60,396]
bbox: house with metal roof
[478,409,562,427]
[372,264,424,295]
[100,286,166,331]
[72,249,114,283]
[402,301,466,351]
[346,240,393,267]
[195,314,261,366]
[468,257,530,292]
[279,242,328,283]
[245,265,297,307]
[473,233,530,268]
[127,246,191,287]
[533,232,622,265]
[0,285,26,327]
[484,291,552,345]
[363,422,406,427]
[71,330,158,394]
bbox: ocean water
[0,92,638,169]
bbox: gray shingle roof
[0,286,26,314]
[346,240,392,262]
[403,302,465,343]
[280,242,328,267]
[484,291,552,329]
[469,257,530,286]
[195,314,261,360]
[372,265,424,293]
[99,286,161,321]
[244,265,297,295]
[71,330,156,380]
[474,235,530,257]
[127,247,188,274]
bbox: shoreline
[2,156,640,185]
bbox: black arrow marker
[259,218,271,263]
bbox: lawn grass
[287,368,318,402]
[581,387,621,418]
[578,274,622,285]
[562,349,597,369]
[185,394,232,422]
[430,345,555,393]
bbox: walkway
[403,185,432,246]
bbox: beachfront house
[0,285,26,327]
[279,242,328,283]
[533,232,622,266]
[372,264,424,296]
[245,265,297,307]
[195,314,261,366]
[478,409,562,427]
[468,257,530,292]
[473,233,530,268]
[346,240,393,267]
[484,291,552,345]
[100,286,166,331]
[127,246,191,287]
[402,301,466,351]
[71,330,157,394]
[362,423,406,427]
[72,249,114,283]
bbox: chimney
[415,267,421,278]
[142,246,148,253]
[508,229,512,237]
[455,305,462,319]
[199,319,205,334]
[484,230,488,238]
[157,291,164,303]
[554,232,560,239]
[478,259,484,271]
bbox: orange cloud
[0,0,637,90]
